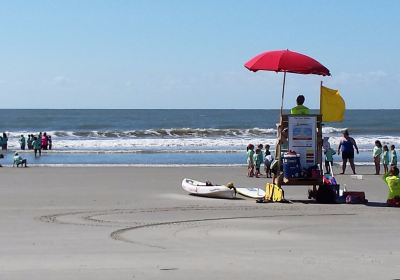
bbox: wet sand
[0,166,399,279]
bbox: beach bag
[316,184,338,204]
[387,197,400,207]
[264,183,284,202]
[323,175,337,185]
[344,191,367,204]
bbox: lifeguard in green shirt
[290,95,310,115]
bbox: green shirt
[247,150,254,164]
[33,139,41,149]
[290,105,310,115]
[325,148,336,162]
[382,150,390,165]
[253,153,263,166]
[383,173,400,199]
[373,146,382,158]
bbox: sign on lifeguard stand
[288,116,317,168]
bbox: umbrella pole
[280,71,287,116]
[277,71,287,188]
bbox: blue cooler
[283,154,301,178]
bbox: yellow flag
[320,85,345,122]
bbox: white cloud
[334,71,390,85]
[52,76,74,87]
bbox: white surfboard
[181,178,235,199]
[236,187,265,199]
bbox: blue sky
[0,0,399,109]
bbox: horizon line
[0,108,397,110]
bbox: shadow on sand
[365,201,392,208]
[290,199,392,208]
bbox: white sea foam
[3,137,276,151]
[322,127,347,134]
[0,163,247,167]
[4,135,400,152]
[4,127,278,139]
[0,162,374,167]
[326,136,400,148]
[3,128,400,155]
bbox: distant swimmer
[290,95,310,115]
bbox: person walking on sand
[337,130,359,174]
[390,145,397,167]
[373,140,383,175]
[382,145,390,174]
[290,95,310,115]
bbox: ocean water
[0,109,398,166]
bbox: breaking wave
[5,128,278,139]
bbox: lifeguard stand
[275,114,323,191]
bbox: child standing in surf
[246,144,255,177]
[264,144,273,178]
[390,145,397,167]
[382,145,390,174]
[324,146,336,174]
[373,140,383,175]
[253,148,263,178]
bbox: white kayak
[181,178,236,199]
[236,187,266,199]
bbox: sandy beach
[0,165,399,279]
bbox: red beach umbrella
[244,49,330,114]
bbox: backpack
[264,183,285,202]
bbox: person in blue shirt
[337,130,359,174]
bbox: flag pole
[280,71,287,116]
